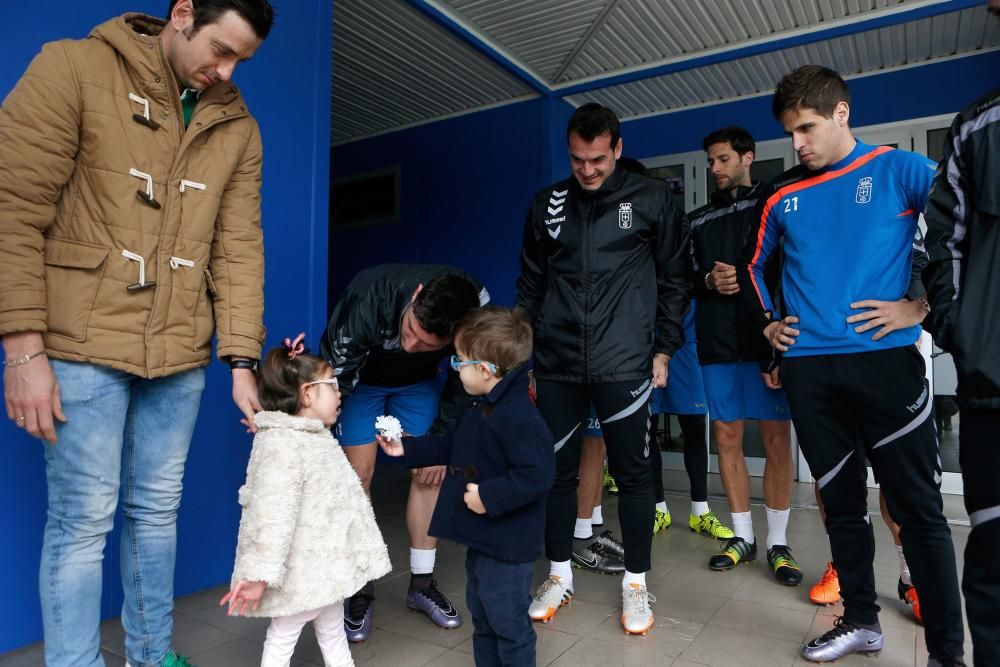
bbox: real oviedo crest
[856,176,873,204]
[618,202,633,229]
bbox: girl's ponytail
[257,334,330,414]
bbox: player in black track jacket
[320,263,489,639]
[922,65,1000,664]
[517,103,689,636]
[688,127,800,586]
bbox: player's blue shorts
[701,362,790,423]
[335,379,440,446]
[655,335,707,416]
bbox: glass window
[935,395,961,474]
[933,345,961,474]
[927,128,950,164]
[330,167,400,230]
[707,156,786,197]
[647,164,686,212]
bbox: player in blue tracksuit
[742,66,963,664]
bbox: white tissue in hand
[375,415,403,441]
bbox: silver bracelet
[4,350,46,368]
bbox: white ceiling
[332,0,1000,145]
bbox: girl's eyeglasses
[304,378,339,390]
[449,355,498,375]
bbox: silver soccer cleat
[801,617,883,662]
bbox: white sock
[691,500,710,517]
[622,570,646,589]
[896,544,912,586]
[655,500,669,514]
[765,506,790,549]
[592,505,603,525]
[732,511,754,543]
[574,517,594,539]
[549,559,573,587]
[410,548,436,575]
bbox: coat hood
[89,13,243,108]
[90,14,167,83]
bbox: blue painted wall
[0,0,331,653]
[329,98,573,308]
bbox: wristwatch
[229,358,259,374]
[704,272,713,291]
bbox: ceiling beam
[406,0,552,97]
[551,0,623,84]
[551,0,984,96]
[404,0,983,100]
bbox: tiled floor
[1,465,971,666]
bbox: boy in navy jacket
[378,306,554,666]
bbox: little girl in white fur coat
[222,335,391,667]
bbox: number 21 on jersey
[783,196,799,213]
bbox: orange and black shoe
[809,562,841,605]
[708,536,757,571]
[898,578,923,625]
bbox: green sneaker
[162,651,197,667]
[689,510,735,540]
[653,508,671,534]
[708,536,757,571]
[602,466,618,495]
[767,544,804,586]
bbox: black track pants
[649,414,708,503]
[959,409,1000,666]
[782,347,963,659]
[536,378,654,573]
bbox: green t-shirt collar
[180,88,200,128]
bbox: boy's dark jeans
[465,548,536,666]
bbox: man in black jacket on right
[517,103,690,636]
[922,4,1000,661]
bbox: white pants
[261,603,353,667]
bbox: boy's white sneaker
[528,576,574,623]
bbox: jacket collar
[483,363,532,406]
[92,14,246,121]
[569,165,627,199]
[90,14,166,94]
[254,411,330,433]
[709,183,758,207]
[814,138,870,175]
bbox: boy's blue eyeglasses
[449,355,498,375]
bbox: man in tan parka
[0,2,272,665]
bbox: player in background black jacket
[517,103,690,636]
[688,127,800,586]
[922,4,1000,656]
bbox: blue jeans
[41,360,205,667]
[465,549,536,667]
